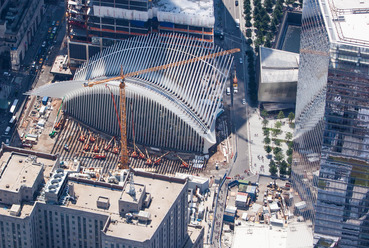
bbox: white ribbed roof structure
[30,34,234,153]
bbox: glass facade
[292,0,369,247]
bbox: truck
[42,96,49,106]
[9,99,18,114]
[235,19,240,28]
[233,74,238,93]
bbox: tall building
[292,0,369,247]
[66,0,214,67]
[0,0,45,70]
[0,145,200,248]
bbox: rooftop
[0,153,43,192]
[260,47,299,84]
[321,0,369,47]
[67,171,186,241]
[50,55,73,76]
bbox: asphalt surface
[215,0,252,178]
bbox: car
[234,87,238,94]
[39,58,43,64]
[226,87,231,95]
[239,57,243,64]
[50,33,54,39]
[52,21,56,26]
[242,98,246,105]
[48,27,52,33]
[56,21,60,26]
[41,41,46,47]
[52,27,57,34]
[31,61,36,68]
[235,0,238,6]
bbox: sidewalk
[247,108,293,176]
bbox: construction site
[20,33,237,181]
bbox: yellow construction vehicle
[84,48,240,169]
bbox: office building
[257,46,299,111]
[0,145,196,248]
[0,0,45,70]
[292,0,369,247]
[66,0,214,67]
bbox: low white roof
[260,47,299,84]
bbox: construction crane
[83,48,240,169]
[154,151,171,166]
[176,154,189,169]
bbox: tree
[264,137,271,145]
[275,121,282,129]
[272,129,279,137]
[285,132,293,141]
[263,128,270,136]
[288,112,295,123]
[269,159,277,175]
[275,151,284,162]
[287,155,292,164]
[262,118,269,127]
[246,29,252,38]
[279,160,288,175]
[270,165,278,176]
[261,109,268,118]
[279,164,287,175]
[264,0,273,13]
[273,147,282,155]
[286,147,293,156]
[277,110,285,119]
[265,145,272,154]
[274,139,281,146]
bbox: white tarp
[93,5,214,28]
[93,6,150,21]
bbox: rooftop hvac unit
[45,169,67,203]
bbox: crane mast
[119,77,129,168]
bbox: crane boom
[84,48,240,87]
[83,47,240,169]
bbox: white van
[226,87,231,95]
[9,115,16,125]
[4,126,11,135]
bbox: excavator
[112,138,119,154]
[54,116,64,130]
[89,134,96,143]
[135,145,145,160]
[93,144,99,153]
[78,125,86,142]
[145,148,153,166]
[49,97,65,138]
[82,151,106,160]
[153,151,171,166]
[176,154,189,169]
[104,137,115,151]
[83,48,240,169]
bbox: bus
[9,99,19,114]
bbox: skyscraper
[292,0,369,247]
